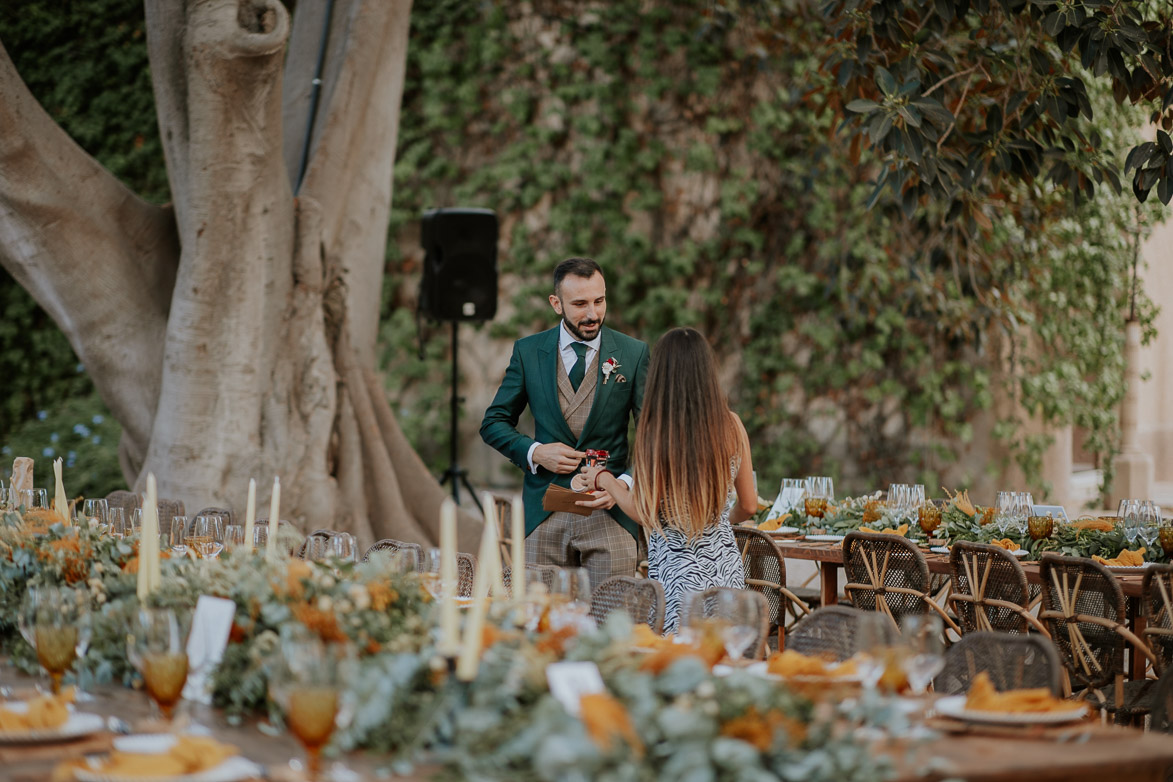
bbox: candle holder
[1027,515,1054,541]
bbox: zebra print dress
[648,481,747,635]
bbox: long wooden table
[5,670,1173,780]
[772,538,1151,680]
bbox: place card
[1031,504,1069,523]
[546,661,605,717]
[182,595,236,704]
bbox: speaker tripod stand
[439,320,480,504]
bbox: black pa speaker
[419,208,498,322]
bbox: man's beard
[564,315,602,342]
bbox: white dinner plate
[930,546,951,555]
[804,534,846,542]
[1104,563,1154,573]
[934,695,1086,725]
[75,756,264,782]
[764,526,801,535]
[0,709,104,745]
[713,662,781,681]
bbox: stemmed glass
[853,613,893,694]
[127,608,190,722]
[19,489,49,511]
[550,567,592,630]
[32,586,89,695]
[190,515,225,559]
[79,498,108,527]
[1119,499,1143,547]
[269,636,345,781]
[1139,501,1162,548]
[106,507,127,537]
[329,533,357,563]
[712,590,759,661]
[225,524,245,551]
[887,484,910,518]
[419,548,443,598]
[899,615,945,696]
[774,478,806,514]
[170,515,190,556]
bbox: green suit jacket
[480,325,649,539]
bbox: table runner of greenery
[0,511,895,781]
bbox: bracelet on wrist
[593,470,613,492]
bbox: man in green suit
[480,257,649,585]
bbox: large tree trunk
[0,0,484,551]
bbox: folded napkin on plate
[0,688,75,732]
[766,649,858,678]
[859,523,909,537]
[182,595,237,704]
[1071,517,1116,532]
[96,735,237,778]
[989,538,1020,552]
[758,514,792,532]
[964,672,1083,713]
[542,484,594,517]
[1093,547,1146,567]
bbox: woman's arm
[729,411,758,526]
[576,466,643,522]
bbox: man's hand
[532,443,586,474]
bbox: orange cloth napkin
[0,688,75,732]
[758,514,792,532]
[1093,547,1146,567]
[766,649,858,678]
[965,672,1084,713]
[859,523,909,536]
[989,538,1020,552]
[1071,517,1116,532]
[93,735,237,778]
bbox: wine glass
[420,548,443,598]
[190,515,225,559]
[19,488,49,511]
[711,589,759,661]
[269,636,344,781]
[329,533,357,563]
[127,608,189,722]
[387,548,418,575]
[777,478,805,513]
[253,522,270,550]
[170,515,190,556]
[899,615,945,696]
[32,586,88,695]
[225,524,245,551]
[853,613,893,693]
[887,484,910,517]
[550,567,592,630]
[1139,501,1162,548]
[79,498,108,527]
[1119,499,1143,546]
[129,508,144,536]
[106,507,127,537]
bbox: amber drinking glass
[269,637,344,781]
[804,498,828,518]
[1159,526,1173,557]
[128,608,189,721]
[1028,515,1054,541]
[32,586,88,695]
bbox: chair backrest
[948,541,1033,634]
[502,563,560,597]
[156,498,186,526]
[364,538,423,568]
[589,575,666,633]
[194,507,234,526]
[731,526,789,640]
[692,586,770,660]
[842,531,930,625]
[105,490,140,514]
[787,605,898,661]
[1143,563,1173,676]
[297,529,338,560]
[1037,553,1127,691]
[934,631,1063,696]
[456,552,477,598]
[1151,665,1173,733]
[492,494,516,571]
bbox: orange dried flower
[580,693,643,756]
[283,560,313,599]
[367,581,397,611]
[534,626,577,656]
[720,708,775,752]
[291,603,347,642]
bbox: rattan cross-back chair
[731,526,811,649]
[108,491,187,532]
[1037,553,1157,724]
[502,563,560,597]
[948,541,1049,636]
[455,552,477,598]
[297,529,340,560]
[689,586,770,660]
[491,494,519,572]
[842,531,960,635]
[1150,665,1173,734]
[105,490,140,514]
[363,538,424,568]
[1142,563,1173,677]
[588,575,665,633]
[786,605,899,661]
[934,631,1063,696]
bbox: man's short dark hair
[553,257,603,294]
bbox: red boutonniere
[601,357,625,384]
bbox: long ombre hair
[631,328,741,540]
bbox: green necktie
[569,342,588,391]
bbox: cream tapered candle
[53,458,70,526]
[438,498,460,657]
[145,473,160,591]
[480,492,506,599]
[456,504,501,680]
[511,495,525,602]
[266,477,280,560]
[244,479,257,552]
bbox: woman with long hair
[575,327,756,633]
